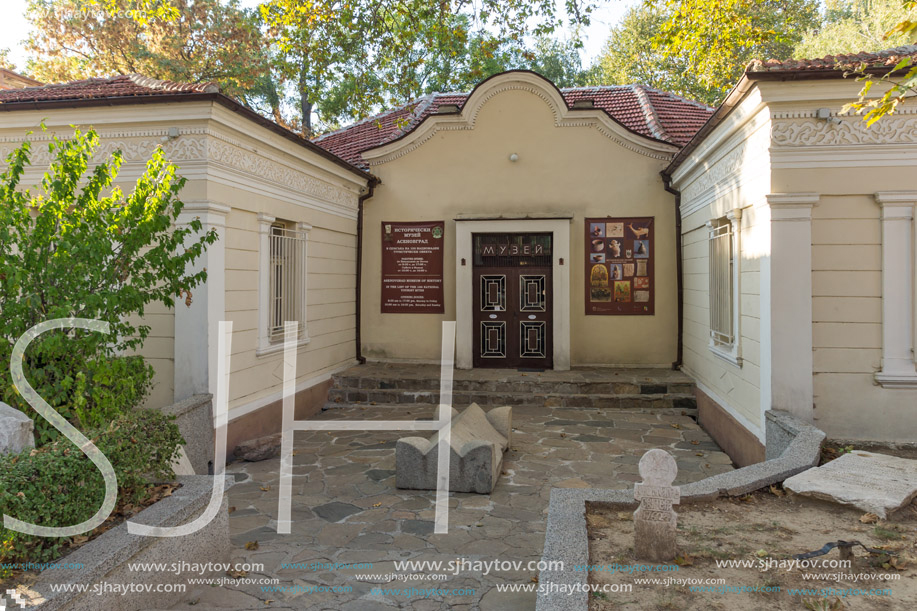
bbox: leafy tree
[259,0,604,134]
[649,0,821,103]
[795,0,917,57]
[0,49,17,71]
[525,37,589,88]
[590,2,721,104]
[842,1,917,123]
[25,0,266,98]
[0,128,217,443]
[80,0,180,24]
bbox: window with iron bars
[269,223,306,343]
[708,217,735,347]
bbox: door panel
[472,234,552,369]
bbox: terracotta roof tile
[0,74,219,105]
[314,81,714,168]
[748,44,917,74]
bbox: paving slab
[172,398,731,610]
[784,450,917,518]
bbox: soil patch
[586,490,917,610]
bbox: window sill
[256,336,311,357]
[709,343,743,368]
[875,371,917,389]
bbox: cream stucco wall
[773,171,917,442]
[359,75,680,367]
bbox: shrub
[0,409,184,564]
[0,127,217,442]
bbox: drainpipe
[662,172,683,371]
[356,178,379,365]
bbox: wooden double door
[471,233,553,369]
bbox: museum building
[2,47,917,462]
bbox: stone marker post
[634,448,680,563]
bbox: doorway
[472,233,553,368]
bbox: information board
[381,221,445,313]
[584,217,655,315]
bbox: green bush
[7,354,155,446]
[0,127,217,442]
[0,409,184,564]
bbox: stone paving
[170,402,733,611]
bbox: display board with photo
[585,217,655,315]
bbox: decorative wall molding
[681,141,751,205]
[0,127,361,216]
[772,115,917,147]
[362,73,678,166]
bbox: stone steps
[324,365,698,412]
[332,375,694,396]
[325,387,695,410]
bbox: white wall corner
[174,201,229,403]
[765,193,817,422]
[874,192,917,388]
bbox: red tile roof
[748,44,917,75]
[314,81,714,168]
[0,74,219,104]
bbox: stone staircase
[324,363,697,412]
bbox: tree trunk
[302,98,313,137]
[299,68,312,137]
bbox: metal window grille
[709,219,734,346]
[269,224,306,343]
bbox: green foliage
[525,37,589,88]
[78,0,180,24]
[647,0,821,104]
[0,409,183,564]
[590,2,722,105]
[842,1,917,124]
[25,0,266,98]
[795,0,917,58]
[0,127,217,443]
[259,0,601,133]
[0,49,17,71]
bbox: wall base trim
[695,386,765,467]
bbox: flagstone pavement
[168,403,733,611]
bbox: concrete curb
[536,410,825,611]
[154,394,213,475]
[25,475,233,611]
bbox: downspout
[356,178,380,364]
[662,172,684,371]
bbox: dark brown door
[472,234,553,369]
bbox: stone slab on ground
[0,401,34,455]
[396,403,511,494]
[784,450,917,518]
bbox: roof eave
[662,74,756,182]
[662,62,915,180]
[0,91,378,186]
